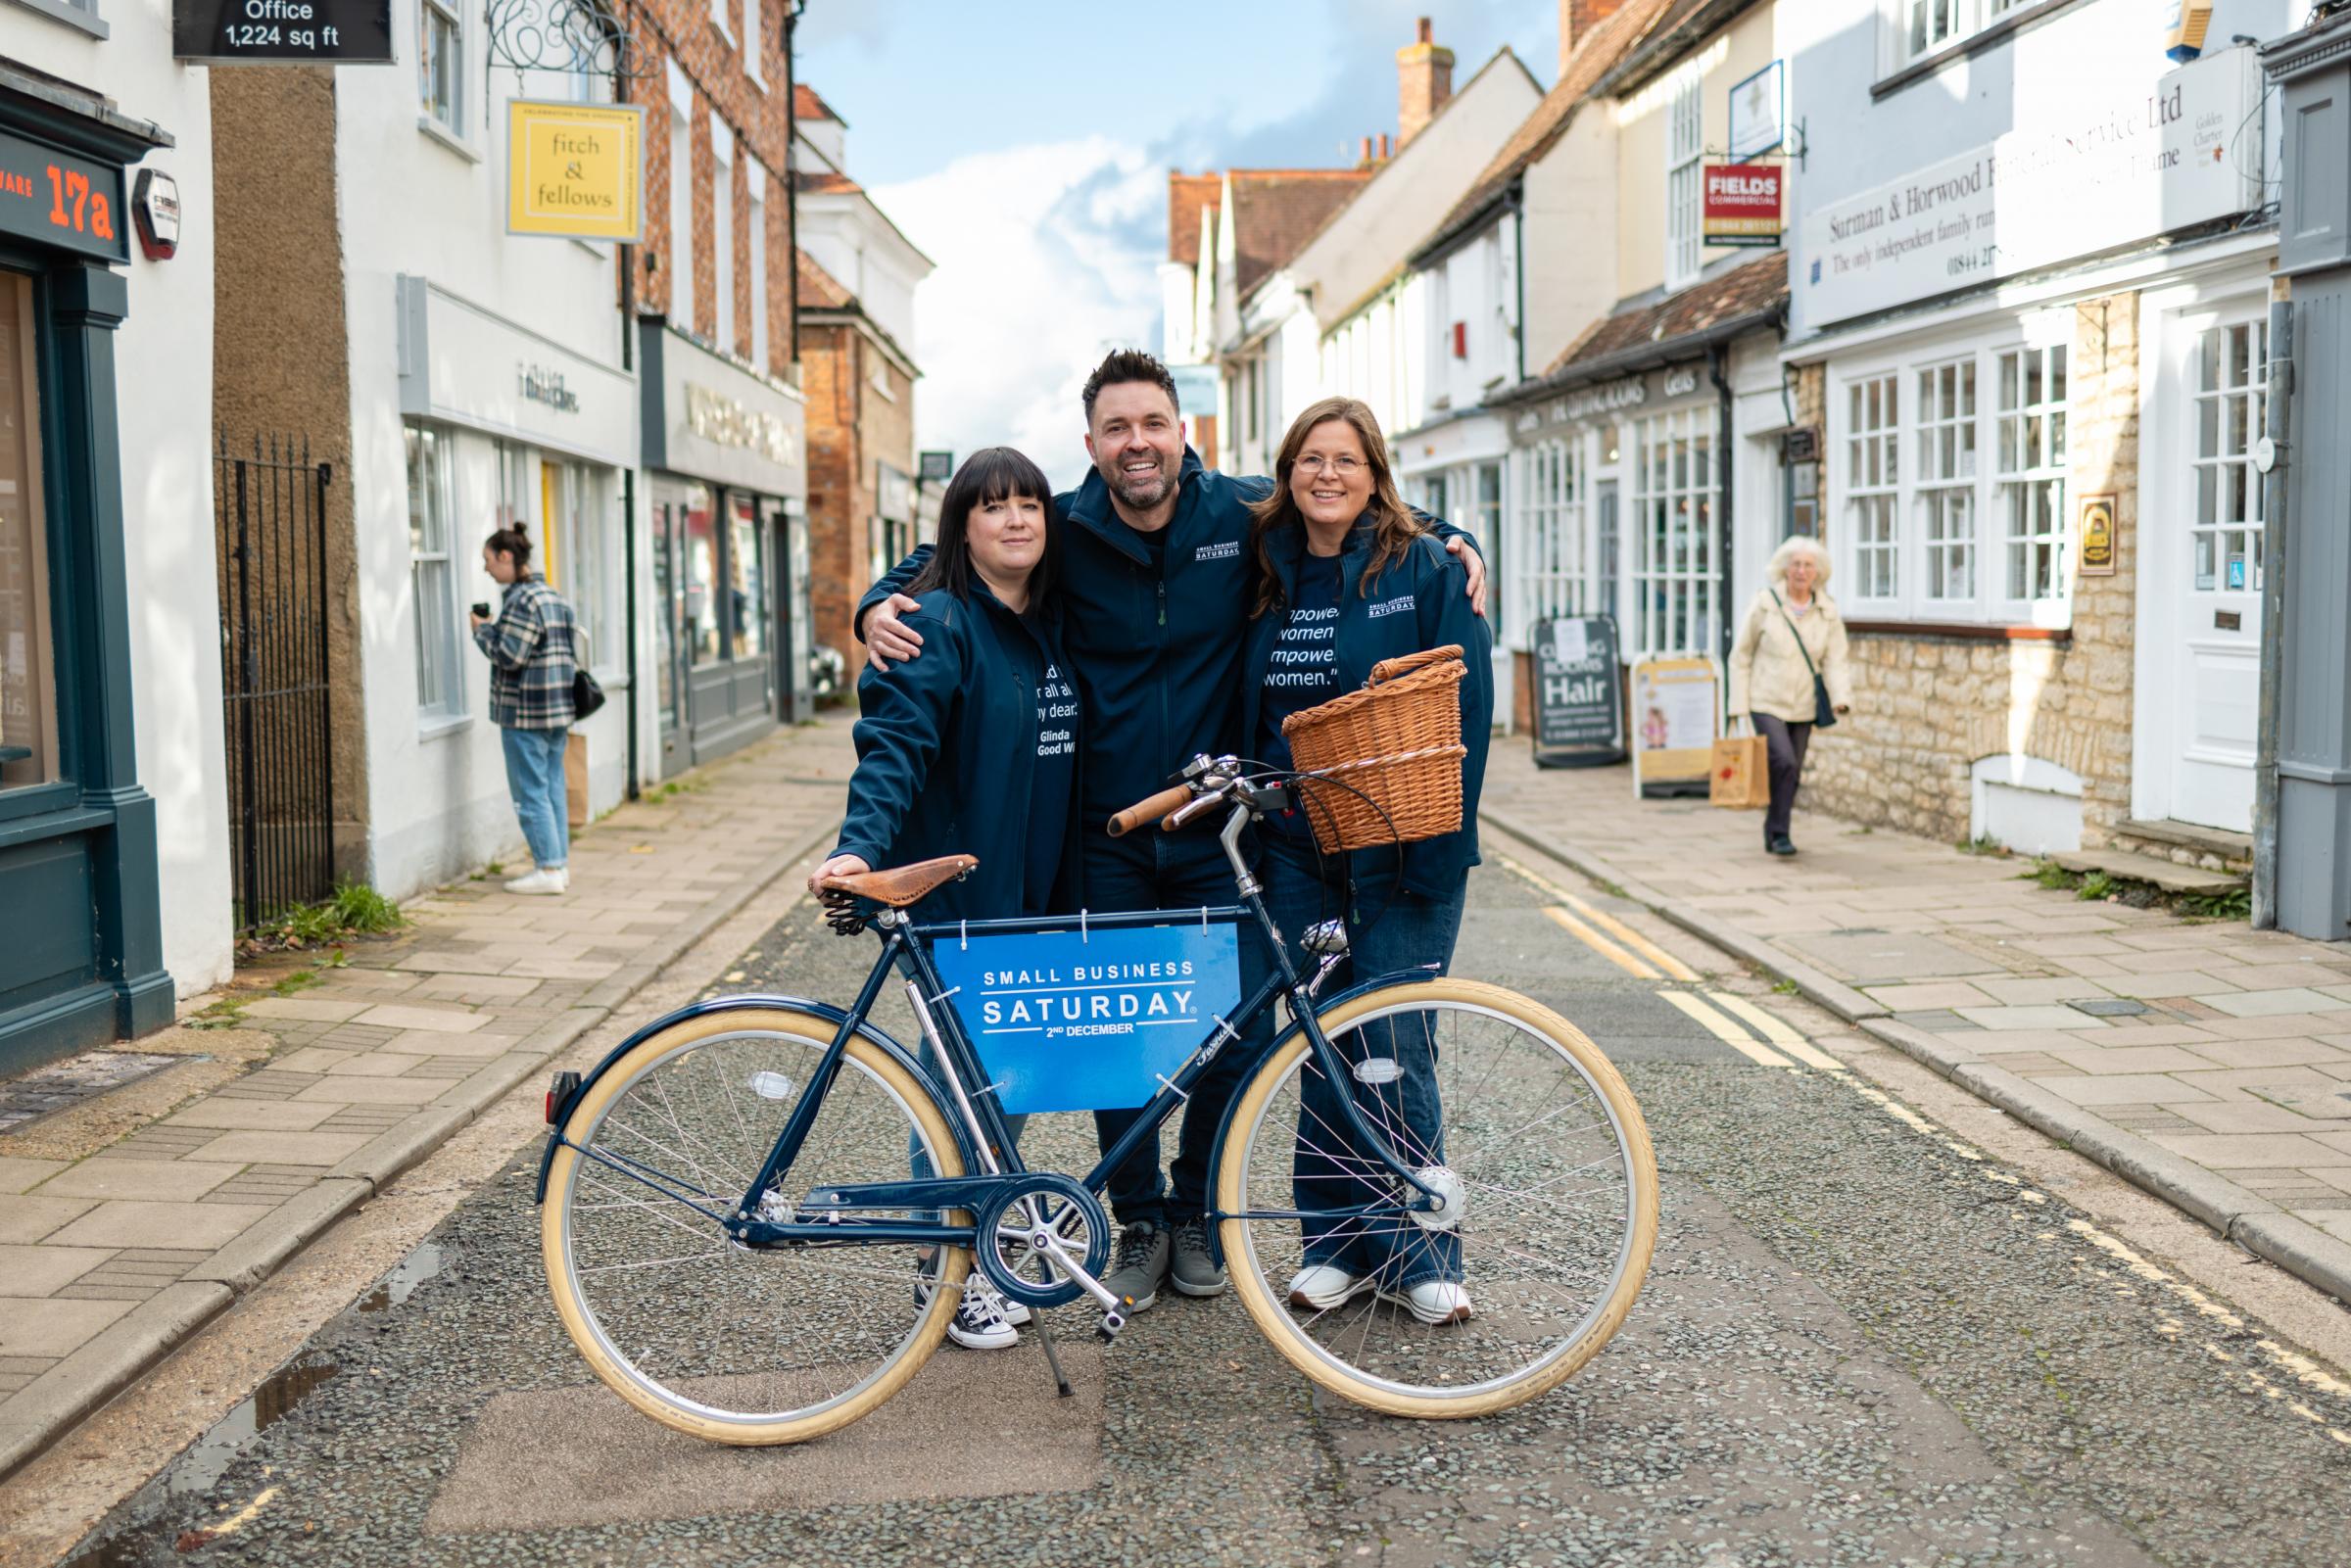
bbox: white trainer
[944,1279,1021,1351]
[504,867,568,895]
[1286,1263,1374,1310]
[1381,1279,1473,1325]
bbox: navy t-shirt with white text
[1256,552,1343,834]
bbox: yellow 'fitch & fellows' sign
[507,99,644,242]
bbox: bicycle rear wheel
[1217,978,1657,1418]
[542,1007,967,1445]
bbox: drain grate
[2068,997,2150,1018]
[0,1051,190,1136]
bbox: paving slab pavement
[0,715,856,1480]
[1478,741,2351,1302]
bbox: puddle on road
[57,1235,455,1564]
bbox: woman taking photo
[1727,536,1853,856]
[808,448,1079,1353]
[470,527,580,896]
[1241,396,1493,1326]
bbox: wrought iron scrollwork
[486,0,656,83]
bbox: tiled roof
[792,83,843,125]
[1415,0,1676,261]
[1539,250,1788,383]
[794,249,852,310]
[1166,172,1223,266]
[796,170,861,197]
[1227,169,1372,295]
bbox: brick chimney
[1396,18,1455,150]
[1560,0,1629,77]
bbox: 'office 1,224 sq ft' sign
[172,0,394,63]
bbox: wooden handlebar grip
[1108,785,1193,837]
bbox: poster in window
[1630,656,1719,797]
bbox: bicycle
[537,754,1659,1443]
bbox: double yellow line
[1502,852,1842,1073]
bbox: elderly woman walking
[1728,538,1851,856]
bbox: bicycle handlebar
[1107,784,1194,837]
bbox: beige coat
[1728,587,1853,723]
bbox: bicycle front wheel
[542,1007,968,1445]
[1218,978,1658,1418]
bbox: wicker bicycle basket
[1280,644,1467,855]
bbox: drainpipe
[2252,298,2292,927]
[617,10,643,800]
[1708,342,1735,684]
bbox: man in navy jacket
[857,350,1483,1312]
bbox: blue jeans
[1259,832,1467,1289]
[1081,825,1275,1229]
[500,726,570,870]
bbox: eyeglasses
[1295,454,1365,477]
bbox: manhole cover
[0,1051,189,1136]
[2069,997,2149,1018]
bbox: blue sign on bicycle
[933,915,1243,1115]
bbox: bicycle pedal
[1095,1301,1131,1343]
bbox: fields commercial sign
[1703,164,1782,247]
[1799,45,2262,326]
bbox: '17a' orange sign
[0,129,124,264]
[1702,164,1782,248]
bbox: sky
[798,1,1559,491]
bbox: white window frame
[1889,0,2048,72]
[1665,67,1703,292]
[708,0,732,43]
[1912,356,1977,603]
[712,118,736,356]
[668,94,696,337]
[418,0,465,138]
[1631,406,1716,659]
[1513,434,1588,645]
[1995,340,2069,605]
[747,165,770,371]
[406,423,464,721]
[2189,316,2267,595]
[744,0,765,85]
[1830,317,2077,626]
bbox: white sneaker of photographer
[504,867,568,895]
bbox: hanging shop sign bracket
[487,0,657,86]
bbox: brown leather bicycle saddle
[816,854,978,908]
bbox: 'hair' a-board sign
[1531,615,1625,769]
[931,914,1243,1115]
[1629,656,1720,798]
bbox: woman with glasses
[1238,397,1493,1327]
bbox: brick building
[791,88,932,664]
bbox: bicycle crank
[972,1173,1111,1310]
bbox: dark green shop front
[0,73,173,1072]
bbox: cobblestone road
[47,847,2351,1567]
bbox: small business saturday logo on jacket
[1366,594,1415,618]
[980,960,1198,1038]
[1194,541,1241,562]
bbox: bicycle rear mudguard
[1199,967,1444,1271]
[532,993,968,1206]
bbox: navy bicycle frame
[541,854,1446,1255]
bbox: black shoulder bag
[1768,589,1837,730]
[565,610,605,722]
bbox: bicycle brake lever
[1166,792,1223,830]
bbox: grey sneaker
[1102,1221,1170,1312]
[1169,1216,1226,1298]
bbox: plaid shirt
[473,574,578,729]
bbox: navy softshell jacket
[1241,521,1494,899]
[832,584,1080,924]
[858,449,1477,832]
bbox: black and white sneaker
[913,1258,1031,1338]
[944,1279,1021,1351]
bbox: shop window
[1996,344,2068,601]
[1914,358,1977,601]
[1632,409,1715,659]
[0,276,58,793]
[548,462,613,671]
[1476,459,1505,641]
[2192,320,2265,593]
[406,425,463,718]
[682,484,719,663]
[729,496,765,658]
[1419,473,1448,522]
[419,0,463,135]
[651,500,679,723]
[1844,374,1899,599]
[1516,437,1585,640]
[1664,68,1703,291]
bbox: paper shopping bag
[1709,734,1769,810]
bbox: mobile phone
[471,601,492,619]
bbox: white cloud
[872,138,1164,495]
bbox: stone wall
[1799,294,2142,850]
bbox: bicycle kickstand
[1032,1313,1075,1400]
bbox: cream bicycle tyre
[543,1007,969,1446]
[1217,978,1658,1419]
